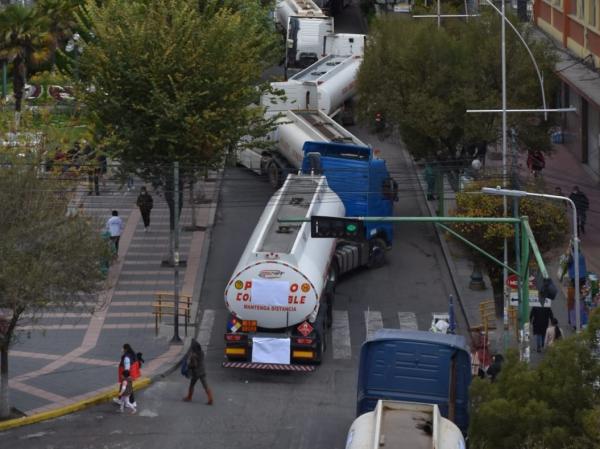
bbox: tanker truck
[223,142,397,371]
[265,39,365,119]
[238,108,366,188]
[345,400,466,449]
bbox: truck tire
[325,291,334,329]
[368,237,387,269]
[267,161,281,189]
[314,318,327,364]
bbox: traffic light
[310,216,365,240]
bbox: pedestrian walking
[527,150,545,177]
[117,370,137,414]
[569,186,589,235]
[486,354,504,382]
[545,317,562,348]
[529,306,554,352]
[113,344,142,407]
[181,338,213,405]
[424,163,436,200]
[136,187,154,232]
[118,343,141,382]
[106,210,124,255]
[564,245,587,329]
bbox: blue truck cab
[301,141,397,246]
[357,329,471,435]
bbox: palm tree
[0,4,52,112]
[35,0,82,67]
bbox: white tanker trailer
[238,108,366,188]
[223,174,344,370]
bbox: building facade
[534,0,600,179]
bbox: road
[1,4,461,449]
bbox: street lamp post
[482,187,581,331]
[65,33,83,81]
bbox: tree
[0,165,110,419]
[0,4,52,112]
[356,12,558,169]
[35,0,83,68]
[451,181,568,323]
[469,309,600,449]
[77,0,280,249]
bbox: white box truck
[274,0,334,76]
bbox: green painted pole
[519,217,530,329]
[279,216,520,224]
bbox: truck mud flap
[222,361,316,372]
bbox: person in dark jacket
[183,339,213,404]
[529,306,554,352]
[136,187,154,232]
[486,354,504,382]
[569,186,589,234]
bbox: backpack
[180,356,189,378]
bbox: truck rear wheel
[368,237,387,269]
[267,161,281,189]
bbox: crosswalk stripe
[364,310,383,341]
[198,309,215,349]
[398,312,419,330]
[332,310,351,360]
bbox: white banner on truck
[252,337,291,364]
[251,279,290,306]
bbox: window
[578,0,585,19]
[553,0,562,8]
[589,0,597,27]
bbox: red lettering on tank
[242,293,250,302]
[300,296,306,304]
[244,281,252,290]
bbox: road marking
[332,310,351,359]
[398,312,419,330]
[364,310,383,341]
[198,309,215,349]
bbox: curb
[0,377,151,432]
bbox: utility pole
[171,161,182,344]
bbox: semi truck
[345,400,465,449]
[238,108,366,188]
[223,143,397,371]
[357,329,471,435]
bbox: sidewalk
[413,140,600,357]
[1,172,220,430]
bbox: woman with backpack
[182,339,213,405]
[545,317,562,348]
